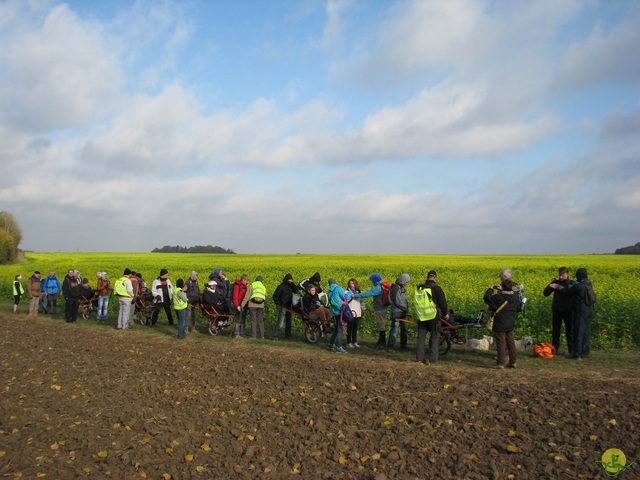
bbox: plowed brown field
[1,314,638,479]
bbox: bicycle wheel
[139,310,149,326]
[208,318,218,336]
[81,306,90,320]
[439,335,451,356]
[305,321,321,344]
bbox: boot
[376,331,386,349]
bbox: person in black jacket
[543,267,574,355]
[566,268,594,361]
[484,274,518,369]
[62,269,81,323]
[272,273,298,340]
[416,270,449,365]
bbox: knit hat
[398,273,411,285]
[160,269,168,276]
[255,275,263,282]
[576,268,588,281]
[191,270,198,278]
[208,280,217,287]
[370,273,382,284]
[328,278,337,285]
[214,268,222,275]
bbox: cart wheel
[305,322,321,344]
[81,307,90,320]
[439,335,451,356]
[208,320,218,336]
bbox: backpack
[584,282,597,306]
[340,297,355,323]
[329,288,354,323]
[533,342,556,359]
[512,284,527,313]
[414,286,437,321]
[374,281,392,307]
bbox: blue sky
[1,0,639,254]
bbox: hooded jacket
[273,274,297,307]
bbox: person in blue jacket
[327,278,352,354]
[41,270,62,314]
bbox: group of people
[11,270,111,322]
[10,264,595,366]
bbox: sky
[1,0,639,254]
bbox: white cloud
[0,1,122,132]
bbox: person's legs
[334,319,344,348]
[65,297,73,322]
[151,303,162,326]
[428,320,441,364]
[375,309,387,347]
[387,314,399,350]
[400,320,408,349]
[416,323,427,362]
[351,317,359,345]
[29,296,39,315]
[249,308,258,338]
[257,308,265,338]
[70,298,79,322]
[273,306,286,339]
[284,310,292,339]
[187,305,198,332]
[163,301,174,325]
[494,332,506,366]
[505,331,517,366]
[583,311,592,356]
[562,311,574,356]
[177,309,186,338]
[572,313,584,359]
[551,310,562,352]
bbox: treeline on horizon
[151,245,236,254]
[614,242,640,255]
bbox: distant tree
[0,230,16,264]
[615,242,640,254]
[0,211,22,262]
[151,244,236,254]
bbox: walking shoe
[335,346,348,354]
[327,344,334,350]
[353,343,360,348]
[347,343,355,348]
[506,363,517,369]
[386,348,395,353]
[493,364,505,369]
[452,337,465,345]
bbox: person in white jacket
[151,269,174,326]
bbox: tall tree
[0,211,22,261]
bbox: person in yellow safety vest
[12,274,25,314]
[415,270,449,365]
[173,279,189,340]
[114,268,134,330]
[241,275,267,339]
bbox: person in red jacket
[232,274,249,338]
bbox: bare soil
[1,314,639,479]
